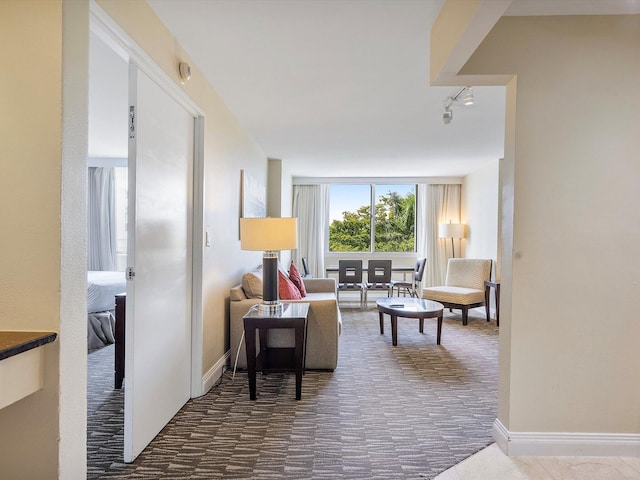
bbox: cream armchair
[422,258,492,326]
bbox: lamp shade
[438,223,465,239]
[240,217,298,251]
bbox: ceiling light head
[443,108,452,125]
[461,87,474,106]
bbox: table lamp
[240,217,298,314]
[438,222,465,258]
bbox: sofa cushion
[279,269,302,300]
[288,261,307,297]
[242,269,263,299]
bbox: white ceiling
[89,0,640,177]
[146,0,505,178]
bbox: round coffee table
[376,297,445,346]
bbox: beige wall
[0,2,64,478]
[96,0,268,374]
[463,15,640,434]
[462,160,499,263]
[0,0,268,476]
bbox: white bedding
[87,270,126,313]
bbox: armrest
[303,277,336,294]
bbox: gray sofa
[230,277,342,370]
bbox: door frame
[90,1,206,398]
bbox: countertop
[0,331,57,361]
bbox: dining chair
[364,259,393,304]
[301,257,311,278]
[391,257,426,298]
[337,260,365,307]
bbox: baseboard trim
[201,351,230,395]
[493,419,640,457]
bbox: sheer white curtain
[292,184,329,277]
[416,184,461,286]
[88,167,117,271]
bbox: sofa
[230,275,342,371]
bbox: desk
[243,302,310,400]
[484,281,500,327]
[0,331,57,410]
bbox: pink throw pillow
[289,262,307,298]
[278,269,302,300]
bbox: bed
[87,270,126,351]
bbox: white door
[124,63,194,462]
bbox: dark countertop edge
[0,332,58,361]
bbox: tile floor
[434,444,640,480]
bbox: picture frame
[240,169,266,219]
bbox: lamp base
[258,301,284,315]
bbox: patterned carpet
[88,305,498,479]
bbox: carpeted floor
[88,305,498,479]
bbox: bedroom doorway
[88,3,206,467]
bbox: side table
[243,302,310,400]
[484,281,500,327]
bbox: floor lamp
[240,217,298,314]
[438,223,466,258]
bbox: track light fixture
[442,86,473,124]
[443,108,452,124]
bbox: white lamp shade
[438,223,465,239]
[240,217,298,251]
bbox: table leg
[419,318,424,333]
[495,284,500,327]
[485,284,491,322]
[436,314,443,345]
[391,314,398,346]
[379,310,384,334]
[245,325,257,400]
[294,324,304,400]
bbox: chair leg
[462,307,469,326]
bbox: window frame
[327,183,417,255]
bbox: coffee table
[376,297,445,346]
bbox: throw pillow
[289,261,307,297]
[242,269,263,299]
[278,269,302,300]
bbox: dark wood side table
[243,302,310,400]
[115,293,126,389]
[484,281,500,327]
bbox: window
[114,167,128,271]
[329,184,415,253]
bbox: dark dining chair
[391,257,426,298]
[301,257,311,278]
[337,260,365,307]
[364,259,393,304]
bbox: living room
[1,0,638,479]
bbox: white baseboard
[493,419,640,457]
[201,351,230,395]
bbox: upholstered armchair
[422,258,492,326]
